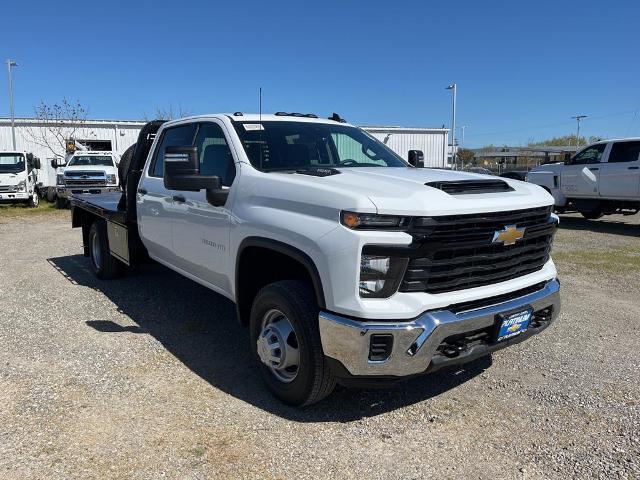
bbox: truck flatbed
[70,192,126,225]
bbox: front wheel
[28,192,39,208]
[250,280,336,406]
[88,220,124,279]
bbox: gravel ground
[0,209,638,479]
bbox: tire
[46,188,56,203]
[28,192,39,208]
[250,280,336,406]
[88,220,124,280]
[580,210,603,220]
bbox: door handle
[628,166,639,170]
[172,194,186,203]
[137,187,147,195]
[588,167,599,171]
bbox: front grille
[400,206,555,294]
[65,179,107,187]
[0,185,18,193]
[426,179,513,194]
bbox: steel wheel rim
[91,232,101,270]
[257,309,300,383]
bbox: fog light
[359,255,408,298]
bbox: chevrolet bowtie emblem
[492,225,525,245]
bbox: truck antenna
[259,87,263,170]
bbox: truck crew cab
[70,113,561,406]
[0,151,41,207]
[526,138,640,219]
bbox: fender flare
[235,237,326,322]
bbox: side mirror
[51,158,65,168]
[564,153,572,165]
[163,145,221,192]
[34,158,41,170]
[408,150,424,168]
[26,153,34,162]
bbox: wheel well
[72,207,100,257]
[235,242,325,325]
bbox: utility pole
[6,59,18,150]
[572,115,587,148]
[446,83,457,169]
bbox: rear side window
[608,141,640,163]
[150,123,198,177]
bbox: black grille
[400,206,555,294]
[66,179,107,187]
[426,179,513,195]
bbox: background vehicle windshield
[232,121,408,171]
[67,155,114,167]
[0,153,25,174]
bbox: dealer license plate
[496,308,532,342]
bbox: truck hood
[272,167,553,216]
[0,172,26,185]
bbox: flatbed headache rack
[69,120,166,268]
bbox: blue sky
[2,0,639,147]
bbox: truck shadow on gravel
[558,216,639,237]
[48,254,491,423]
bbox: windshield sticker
[243,123,264,131]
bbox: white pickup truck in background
[69,113,561,406]
[55,150,120,207]
[526,138,640,219]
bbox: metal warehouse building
[0,118,449,167]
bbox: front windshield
[232,121,408,171]
[67,155,114,167]
[0,153,25,174]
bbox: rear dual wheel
[88,220,125,279]
[250,280,336,406]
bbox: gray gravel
[0,209,638,479]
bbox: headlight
[57,174,65,186]
[16,180,26,192]
[341,211,409,230]
[106,174,117,185]
[359,255,408,298]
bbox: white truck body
[70,114,561,405]
[0,151,41,206]
[526,138,640,218]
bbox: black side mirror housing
[51,158,66,168]
[564,153,572,165]
[34,158,41,170]
[408,150,424,167]
[163,145,227,205]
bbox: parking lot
[0,209,638,479]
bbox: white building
[0,118,450,167]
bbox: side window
[608,141,640,163]
[194,123,236,187]
[571,144,607,165]
[150,123,198,177]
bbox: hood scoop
[426,179,514,195]
[295,167,341,177]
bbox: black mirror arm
[206,188,229,207]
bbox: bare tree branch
[22,98,89,158]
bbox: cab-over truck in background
[70,113,561,406]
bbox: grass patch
[0,201,61,218]
[191,445,206,458]
[553,248,640,275]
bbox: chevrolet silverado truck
[0,151,42,207]
[526,138,640,219]
[56,150,120,208]
[69,113,561,406]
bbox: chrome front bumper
[319,279,560,377]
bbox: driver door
[561,143,608,197]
